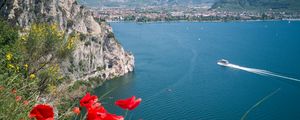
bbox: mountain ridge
[211,0,300,11]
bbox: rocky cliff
[0,0,134,81]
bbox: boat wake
[223,63,300,82]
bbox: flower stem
[124,110,129,119]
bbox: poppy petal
[129,98,142,110]
[115,96,142,110]
[29,104,54,120]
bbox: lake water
[94,21,300,120]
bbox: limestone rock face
[0,0,134,81]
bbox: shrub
[0,20,19,48]
[14,23,77,93]
[107,31,115,38]
[84,41,91,46]
[0,21,77,119]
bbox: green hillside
[211,0,300,11]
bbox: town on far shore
[88,5,300,22]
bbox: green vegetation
[67,19,74,28]
[211,0,300,11]
[123,15,136,21]
[84,41,91,46]
[107,31,115,38]
[0,20,78,119]
[136,16,152,22]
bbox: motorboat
[217,59,229,66]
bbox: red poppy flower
[23,100,30,106]
[87,106,123,120]
[29,104,54,120]
[16,96,22,102]
[115,96,142,110]
[90,102,101,110]
[103,113,124,120]
[87,106,107,120]
[73,107,80,115]
[80,92,98,108]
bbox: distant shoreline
[107,19,300,24]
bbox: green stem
[82,112,88,120]
[6,75,19,87]
[74,114,78,120]
[124,110,129,119]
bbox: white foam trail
[224,63,300,82]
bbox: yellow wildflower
[16,66,20,72]
[50,64,59,73]
[50,24,58,31]
[6,53,13,61]
[58,31,65,38]
[67,35,76,49]
[7,64,15,69]
[29,74,36,79]
[47,85,57,94]
[21,36,26,41]
[58,76,64,80]
[24,64,28,69]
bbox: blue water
[94,21,300,120]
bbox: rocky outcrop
[0,0,134,81]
